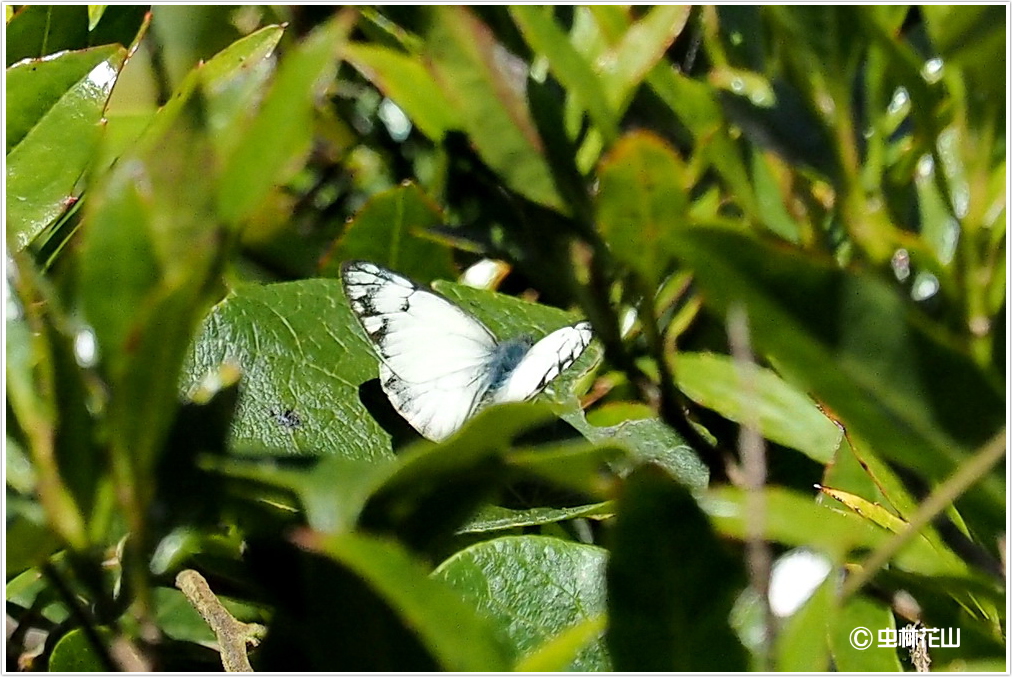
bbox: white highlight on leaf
[74,327,98,367]
[378,98,412,142]
[768,548,833,618]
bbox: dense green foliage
[5,5,1006,672]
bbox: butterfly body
[341,261,593,441]
[483,337,534,395]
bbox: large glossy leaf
[6,45,125,249]
[181,279,393,460]
[181,274,599,460]
[670,228,1005,538]
[434,535,610,670]
[423,7,564,212]
[607,464,748,671]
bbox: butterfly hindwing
[492,321,593,404]
[341,261,500,440]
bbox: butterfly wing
[492,321,593,404]
[341,260,500,441]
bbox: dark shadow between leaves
[357,378,424,451]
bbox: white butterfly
[341,261,594,442]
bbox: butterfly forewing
[341,261,500,440]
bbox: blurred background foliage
[5,4,1006,672]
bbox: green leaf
[218,16,346,225]
[829,594,904,671]
[206,455,396,535]
[181,279,395,460]
[308,531,514,671]
[78,119,223,482]
[596,132,688,288]
[5,506,61,579]
[423,7,564,212]
[7,254,92,550]
[607,465,748,670]
[48,626,112,671]
[646,66,761,220]
[597,5,690,111]
[516,615,608,672]
[509,441,626,500]
[749,149,802,242]
[670,228,1005,539]
[342,42,460,141]
[673,351,843,463]
[319,183,455,283]
[6,45,125,249]
[459,502,612,535]
[201,24,286,161]
[775,578,832,670]
[573,414,710,491]
[87,4,149,49]
[358,402,567,549]
[703,486,965,578]
[434,535,610,670]
[6,5,89,66]
[510,6,619,143]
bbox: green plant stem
[841,429,1007,599]
[109,448,159,646]
[638,278,729,483]
[176,569,266,672]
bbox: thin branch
[841,429,1007,599]
[728,305,775,669]
[176,569,266,672]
